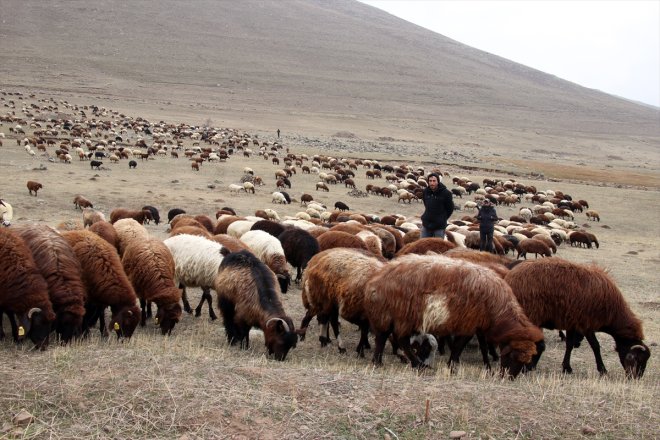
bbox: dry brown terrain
[0,90,658,439]
[1,0,659,437]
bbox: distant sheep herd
[0,92,650,380]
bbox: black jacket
[476,205,498,230]
[421,183,454,230]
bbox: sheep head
[110,305,141,339]
[17,307,52,351]
[264,317,298,361]
[618,343,650,379]
[155,301,182,335]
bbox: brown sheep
[396,237,456,256]
[316,182,329,192]
[214,215,243,235]
[0,228,56,350]
[365,254,544,378]
[109,207,154,225]
[317,231,369,253]
[88,220,118,248]
[531,234,557,254]
[569,230,593,248]
[122,238,182,335]
[516,238,552,259]
[214,250,299,360]
[83,208,106,228]
[62,230,140,339]
[193,214,216,233]
[73,195,93,210]
[300,248,385,355]
[13,224,86,344]
[505,258,650,378]
[585,210,600,221]
[210,234,253,253]
[27,180,43,196]
[169,215,202,231]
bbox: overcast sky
[361,1,660,107]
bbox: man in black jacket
[476,199,499,253]
[421,173,454,238]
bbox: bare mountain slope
[1,0,658,155]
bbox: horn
[266,317,290,333]
[631,345,647,352]
[27,308,42,319]
[276,274,287,279]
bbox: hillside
[1,0,658,163]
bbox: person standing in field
[420,172,453,238]
[476,199,498,253]
[277,128,280,138]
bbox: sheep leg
[203,288,217,321]
[475,331,493,370]
[180,284,193,314]
[329,311,345,354]
[561,329,580,374]
[447,335,472,373]
[139,299,148,326]
[298,310,315,341]
[437,336,446,355]
[318,316,331,347]
[397,336,424,369]
[584,332,607,375]
[218,298,239,345]
[371,330,391,366]
[295,267,303,284]
[356,324,370,358]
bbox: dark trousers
[480,228,494,253]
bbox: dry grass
[1,91,659,439]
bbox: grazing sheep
[82,208,106,228]
[334,201,350,211]
[110,207,154,225]
[396,237,456,256]
[0,200,14,226]
[239,230,291,294]
[142,205,161,225]
[13,225,86,344]
[243,181,255,194]
[113,218,150,257]
[167,208,186,224]
[214,250,298,360]
[585,210,600,221]
[128,160,137,169]
[227,219,257,238]
[568,230,593,248]
[278,227,320,283]
[300,194,314,206]
[61,230,140,339]
[505,258,650,378]
[251,219,287,238]
[300,248,385,355]
[272,191,287,204]
[88,220,118,248]
[122,238,182,335]
[0,228,56,350]
[229,183,245,194]
[316,182,329,192]
[90,160,103,170]
[317,230,369,253]
[516,238,552,259]
[163,234,228,320]
[27,180,43,196]
[73,195,93,210]
[365,254,543,377]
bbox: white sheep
[239,230,291,293]
[163,234,227,320]
[243,181,255,194]
[272,192,287,204]
[463,201,477,211]
[226,219,256,238]
[519,208,533,221]
[264,208,280,221]
[0,200,13,226]
[229,183,245,194]
[296,212,312,221]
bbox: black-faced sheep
[167,208,186,223]
[61,230,140,339]
[365,254,544,378]
[278,227,320,283]
[214,250,299,360]
[142,205,161,225]
[0,228,55,350]
[163,234,228,320]
[122,238,182,335]
[239,230,291,294]
[27,180,43,196]
[300,248,384,356]
[505,258,650,378]
[73,195,93,210]
[334,201,350,211]
[13,224,86,344]
[110,208,154,225]
[90,160,103,170]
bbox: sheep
[163,234,228,320]
[141,205,161,225]
[568,230,593,248]
[229,183,245,194]
[278,227,320,283]
[316,182,329,192]
[0,228,56,349]
[73,195,93,210]
[334,201,350,211]
[214,250,299,360]
[81,208,105,228]
[128,160,137,169]
[300,194,314,206]
[193,215,216,233]
[90,160,103,170]
[251,219,287,238]
[210,234,253,253]
[110,207,154,225]
[365,254,544,377]
[27,180,43,196]
[317,230,370,253]
[300,248,385,355]
[585,210,600,222]
[121,238,182,335]
[61,230,140,339]
[505,258,650,378]
[243,181,255,194]
[396,237,456,256]
[88,220,118,248]
[239,230,292,294]
[226,219,257,238]
[272,191,287,204]
[0,199,14,226]
[516,238,552,259]
[214,215,242,234]
[113,218,150,257]
[167,208,186,224]
[531,234,557,254]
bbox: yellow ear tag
[114,322,120,331]
[154,318,159,325]
[18,326,25,336]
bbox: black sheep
[128,160,137,169]
[167,208,186,224]
[90,160,103,170]
[278,227,320,283]
[251,219,287,238]
[279,191,291,204]
[142,205,161,225]
[334,201,349,211]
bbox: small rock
[207,184,216,189]
[582,426,597,435]
[449,431,467,439]
[12,409,34,427]
[171,180,179,183]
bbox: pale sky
[361,1,660,107]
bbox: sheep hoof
[562,365,573,374]
[319,336,330,347]
[338,347,346,354]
